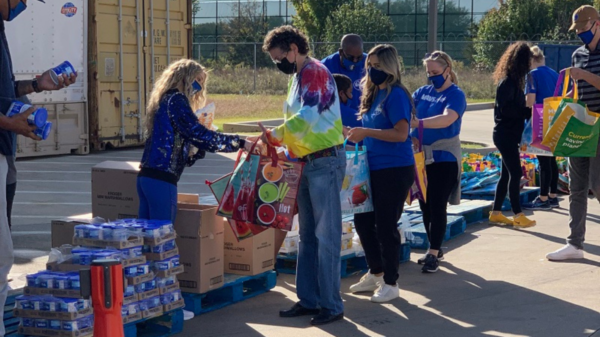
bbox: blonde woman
[409,51,466,273]
[138,59,253,222]
[347,44,415,303]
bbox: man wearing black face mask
[322,35,367,142]
[546,5,600,261]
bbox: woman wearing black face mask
[346,44,415,303]
[409,51,466,273]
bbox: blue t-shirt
[361,86,414,170]
[322,52,367,114]
[526,66,559,104]
[412,84,467,163]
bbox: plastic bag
[195,103,217,131]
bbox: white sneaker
[349,272,382,293]
[371,284,400,303]
[546,244,584,261]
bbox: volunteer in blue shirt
[322,34,367,135]
[522,46,560,211]
[410,51,466,273]
[347,44,415,303]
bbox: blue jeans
[137,176,178,223]
[296,150,346,315]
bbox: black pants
[538,156,558,197]
[7,182,15,230]
[418,162,458,251]
[493,134,523,214]
[354,165,414,285]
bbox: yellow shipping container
[88,0,192,150]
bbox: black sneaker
[421,254,439,273]
[418,249,444,265]
[549,197,560,208]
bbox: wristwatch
[32,79,42,93]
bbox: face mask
[343,58,358,71]
[276,57,296,75]
[191,80,202,95]
[6,0,27,21]
[578,25,596,45]
[428,70,448,89]
[368,67,388,86]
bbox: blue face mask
[578,26,596,45]
[6,0,27,21]
[428,70,448,89]
[343,58,359,71]
[368,67,389,86]
[191,80,202,95]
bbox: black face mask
[276,57,296,75]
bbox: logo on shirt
[353,80,361,91]
[421,94,447,104]
[372,104,383,117]
[61,3,77,17]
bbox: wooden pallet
[406,216,467,250]
[462,187,540,211]
[276,244,411,277]
[405,199,493,225]
[182,271,277,316]
[4,291,183,337]
[123,309,183,337]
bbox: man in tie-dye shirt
[261,26,346,326]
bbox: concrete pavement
[9,107,600,337]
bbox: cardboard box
[18,326,93,337]
[47,256,145,272]
[92,161,140,221]
[163,298,185,312]
[126,272,155,286]
[142,306,163,319]
[137,288,160,301]
[13,307,93,320]
[155,265,184,279]
[51,217,94,248]
[24,287,82,299]
[73,236,143,250]
[123,294,138,305]
[144,232,176,246]
[158,282,180,295]
[174,198,224,294]
[122,312,143,324]
[144,247,179,261]
[224,224,275,276]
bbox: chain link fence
[194,39,580,95]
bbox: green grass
[211,93,493,130]
[461,142,487,149]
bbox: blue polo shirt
[526,66,559,104]
[412,84,467,163]
[362,86,414,170]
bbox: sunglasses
[425,52,443,59]
[339,49,363,63]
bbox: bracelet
[32,79,42,93]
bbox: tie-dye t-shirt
[266,60,344,158]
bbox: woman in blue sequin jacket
[138,59,253,222]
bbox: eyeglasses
[271,51,288,64]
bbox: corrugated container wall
[6,0,89,157]
[89,0,192,151]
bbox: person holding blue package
[138,59,254,223]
